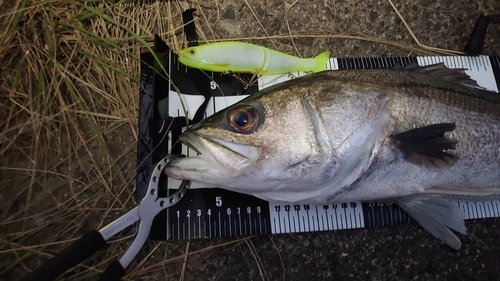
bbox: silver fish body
[165,65,500,249]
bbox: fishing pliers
[21,154,191,281]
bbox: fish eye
[189,49,195,55]
[227,106,260,134]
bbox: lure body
[177,42,330,74]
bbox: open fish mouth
[165,131,262,179]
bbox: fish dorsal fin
[393,62,481,88]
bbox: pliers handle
[21,155,190,281]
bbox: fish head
[169,99,264,181]
[177,45,230,71]
[165,73,392,201]
[164,79,342,196]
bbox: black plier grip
[21,155,190,281]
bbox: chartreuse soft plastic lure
[177,42,330,75]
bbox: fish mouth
[177,52,229,69]
[176,52,210,68]
[165,131,261,180]
[177,56,200,69]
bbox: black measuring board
[137,36,500,241]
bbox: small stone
[222,5,235,20]
[256,7,265,17]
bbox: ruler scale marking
[491,201,497,217]
[248,212,252,235]
[389,204,393,226]
[494,201,499,217]
[239,209,242,236]
[494,202,498,217]
[493,201,497,217]
[219,212,222,237]
[485,202,492,218]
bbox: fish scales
[260,70,500,201]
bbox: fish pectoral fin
[397,194,467,250]
[391,123,458,169]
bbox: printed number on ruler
[269,201,364,234]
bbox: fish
[164,63,500,250]
[177,41,330,75]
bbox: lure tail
[313,51,331,72]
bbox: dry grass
[0,1,185,279]
[0,0,470,280]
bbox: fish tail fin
[313,51,331,72]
